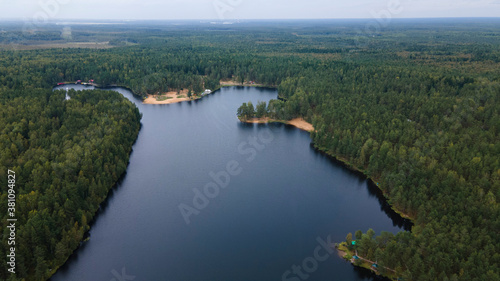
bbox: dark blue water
[51,85,410,281]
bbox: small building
[353,255,359,260]
[75,80,82,84]
[201,89,212,96]
[372,263,378,268]
[351,241,356,245]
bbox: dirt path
[353,250,396,273]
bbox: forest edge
[56,81,412,281]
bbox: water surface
[51,85,409,281]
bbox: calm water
[51,85,410,281]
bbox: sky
[0,0,499,21]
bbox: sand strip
[143,90,191,105]
[243,117,314,132]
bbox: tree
[367,228,375,239]
[237,102,255,121]
[246,101,255,118]
[346,233,353,249]
[1,22,499,281]
[355,230,363,241]
[255,101,267,118]
[237,103,248,120]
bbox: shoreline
[336,242,397,280]
[319,143,414,280]
[241,117,314,132]
[318,145,414,221]
[143,89,194,105]
[54,82,411,281]
[142,80,276,105]
[56,80,276,106]
[242,116,413,224]
[57,82,411,223]
[220,80,275,88]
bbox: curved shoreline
[143,89,193,104]
[336,242,396,280]
[316,144,414,280]
[56,82,411,223]
[61,83,408,222]
[142,82,278,105]
[240,117,315,132]
[54,83,409,281]
[56,80,278,106]
[241,114,411,280]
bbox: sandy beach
[288,118,315,132]
[143,81,270,105]
[243,117,314,132]
[143,89,192,105]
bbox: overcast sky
[0,0,499,21]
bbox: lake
[51,85,410,281]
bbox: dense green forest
[0,87,141,280]
[0,19,499,280]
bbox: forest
[0,18,499,280]
[0,86,141,280]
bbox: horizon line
[0,16,500,23]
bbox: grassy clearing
[156,96,173,101]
